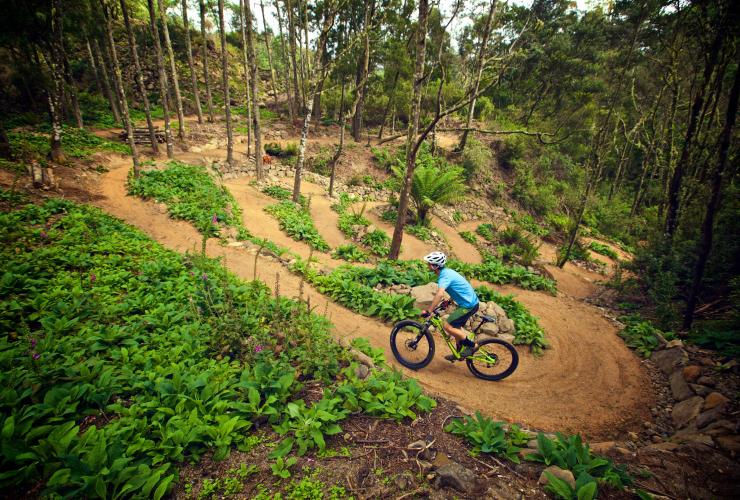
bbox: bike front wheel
[390,320,435,370]
[466,339,519,381]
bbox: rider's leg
[442,321,468,343]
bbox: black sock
[462,339,475,347]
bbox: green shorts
[446,303,480,328]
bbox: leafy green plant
[391,162,466,224]
[588,241,619,260]
[361,229,391,256]
[8,125,130,162]
[350,337,386,366]
[542,471,598,500]
[271,397,347,457]
[332,243,370,262]
[445,412,522,462]
[476,223,497,242]
[406,224,434,241]
[265,201,330,252]
[618,315,675,357]
[270,456,298,479]
[459,231,478,244]
[262,184,307,207]
[450,257,557,294]
[264,142,297,158]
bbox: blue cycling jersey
[438,267,478,309]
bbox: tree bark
[101,0,139,175]
[389,0,429,260]
[47,2,65,164]
[148,0,175,158]
[458,0,497,152]
[199,0,216,122]
[351,1,375,142]
[0,122,11,160]
[92,38,121,125]
[328,80,347,197]
[259,0,280,114]
[217,0,233,167]
[665,23,725,240]
[238,0,253,156]
[159,0,186,141]
[274,0,294,121]
[243,0,263,178]
[285,0,303,113]
[683,54,739,330]
[182,0,204,125]
[61,47,83,128]
[378,70,399,139]
[121,0,158,153]
[85,37,104,96]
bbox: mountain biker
[421,251,480,360]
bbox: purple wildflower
[90,274,97,283]
[212,215,219,224]
[30,338,37,347]
[254,345,264,353]
[40,231,48,239]
[201,273,208,281]
[32,353,40,360]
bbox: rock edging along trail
[95,155,654,438]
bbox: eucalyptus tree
[199,0,216,122]
[158,0,186,140]
[148,0,175,157]
[243,0,263,177]
[182,0,205,124]
[217,0,233,166]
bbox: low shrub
[361,229,391,256]
[406,224,433,241]
[476,223,497,242]
[459,231,478,244]
[618,315,675,357]
[332,243,369,263]
[265,201,330,252]
[588,241,619,260]
[450,257,557,294]
[475,286,548,354]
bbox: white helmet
[423,251,447,268]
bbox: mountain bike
[390,300,519,381]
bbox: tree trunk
[61,49,83,128]
[93,38,121,125]
[148,0,175,158]
[259,0,280,114]
[313,72,325,123]
[159,0,186,141]
[121,0,158,154]
[378,70,400,139]
[607,137,632,201]
[658,82,679,218]
[217,0,233,167]
[182,0,204,125]
[389,0,429,260]
[238,0,253,157]
[285,0,302,113]
[47,3,65,164]
[665,24,725,240]
[291,4,336,202]
[243,0,263,178]
[351,2,375,142]
[329,80,347,197]
[102,0,139,175]
[85,37,104,96]
[683,54,739,330]
[274,0,294,121]
[199,0,215,122]
[458,0,497,152]
[0,122,11,160]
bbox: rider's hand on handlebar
[421,310,431,318]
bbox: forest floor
[3,116,740,498]
[67,117,654,439]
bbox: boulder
[669,370,695,401]
[697,375,716,387]
[538,465,576,490]
[499,318,515,333]
[696,407,724,429]
[672,396,704,428]
[671,433,714,447]
[689,384,712,397]
[651,347,688,375]
[590,441,617,454]
[715,435,740,455]
[498,333,516,344]
[410,283,442,308]
[704,392,730,411]
[683,365,702,382]
[518,448,539,460]
[478,321,499,336]
[433,462,482,494]
[665,339,684,348]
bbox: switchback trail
[95,155,654,439]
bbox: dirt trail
[94,156,654,438]
[358,201,437,259]
[430,215,482,263]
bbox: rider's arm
[424,287,447,314]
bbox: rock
[518,448,539,460]
[670,370,695,401]
[647,441,679,451]
[696,407,724,429]
[704,392,729,410]
[433,462,482,494]
[683,365,702,382]
[689,384,713,397]
[665,339,684,348]
[628,431,639,442]
[498,318,515,333]
[538,466,576,490]
[715,435,740,455]
[650,435,663,443]
[526,439,539,449]
[672,396,704,428]
[651,347,688,375]
[410,283,442,308]
[354,364,370,380]
[705,420,736,436]
[590,441,617,454]
[498,333,516,343]
[394,471,415,490]
[697,375,716,387]
[671,433,714,446]
[478,321,499,336]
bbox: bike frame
[421,308,497,363]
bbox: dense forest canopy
[0,0,737,338]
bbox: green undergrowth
[446,412,634,500]
[588,241,619,260]
[449,257,557,294]
[8,126,130,165]
[290,260,420,322]
[127,161,242,236]
[265,201,330,252]
[459,230,478,244]
[0,200,437,498]
[261,184,307,207]
[331,243,370,263]
[475,286,548,354]
[618,314,675,358]
[331,193,391,257]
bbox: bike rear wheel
[466,339,519,381]
[390,320,435,370]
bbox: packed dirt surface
[89,151,655,439]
